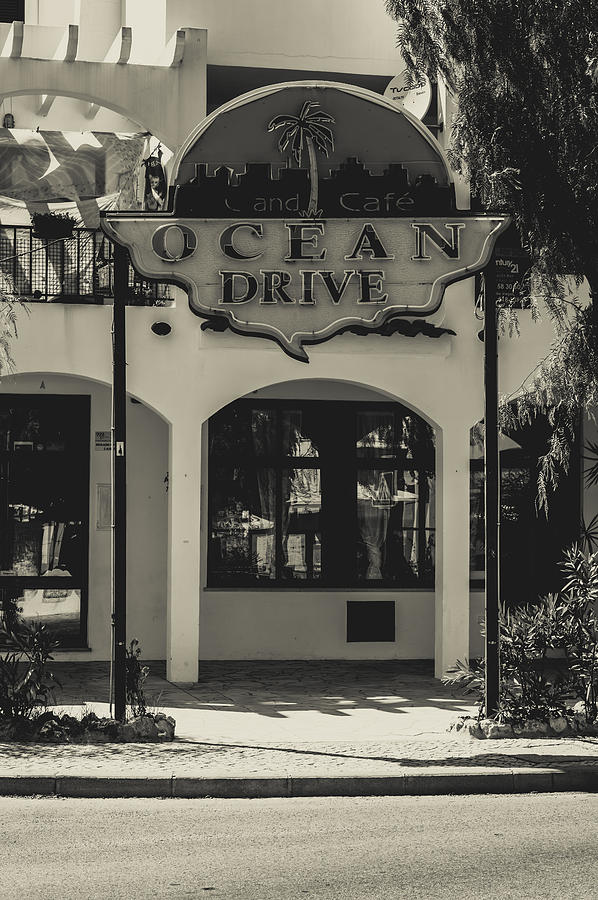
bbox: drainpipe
[484,253,500,716]
[111,243,128,721]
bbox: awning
[0,192,120,229]
[0,129,163,226]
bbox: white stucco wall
[166,0,402,74]
[0,269,559,673]
[0,369,168,660]
[201,591,434,660]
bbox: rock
[571,700,589,725]
[512,721,534,738]
[512,719,551,737]
[0,720,18,741]
[37,718,72,743]
[483,721,514,739]
[154,714,176,741]
[465,720,484,738]
[84,717,121,743]
[118,722,137,742]
[126,715,159,741]
[549,716,569,735]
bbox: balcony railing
[0,226,172,306]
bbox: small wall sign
[95,430,112,451]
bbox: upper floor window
[0,1,24,23]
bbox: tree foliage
[385,0,598,506]
[386,0,598,291]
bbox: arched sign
[103,82,508,362]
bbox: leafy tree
[385,0,598,511]
[0,270,23,376]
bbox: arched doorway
[201,379,437,659]
[0,371,170,660]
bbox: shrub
[444,546,598,725]
[125,639,149,718]
[0,621,60,720]
[30,211,76,240]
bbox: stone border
[1,769,598,799]
[450,715,598,739]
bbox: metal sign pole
[112,243,128,721]
[484,253,500,716]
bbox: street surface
[1,793,597,899]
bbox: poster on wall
[143,150,167,211]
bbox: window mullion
[275,410,283,582]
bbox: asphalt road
[1,793,597,899]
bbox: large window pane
[282,409,320,458]
[0,395,89,647]
[208,401,436,587]
[1,453,85,578]
[357,469,434,584]
[356,411,397,458]
[209,406,276,458]
[210,466,276,581]
[0,587,82,646]
[282,468,321,580]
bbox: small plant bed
[450,703,598,740]
[445,547,598,739]
[30,211,77,240]
[0,625,175,743]
[0,709,176,743]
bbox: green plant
[0,621,60,720]
[444,546,598,725]
[0,594,22,636]
[30,211,76,239]
[125,639,149,718]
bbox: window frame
[469,418,581,600]
[0,393,90,648]
[207,398,436,589]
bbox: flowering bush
[445,546,598,726]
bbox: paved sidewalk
[2,661,598,797]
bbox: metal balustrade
[0,226,172,305]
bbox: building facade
[0,0,589,683]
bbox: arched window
[208,399,435,587]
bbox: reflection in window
[282,409,320,458]
[283,468,321,580]
[357,469,434,583]
[0,396,89,647]
[3,588,82,643]
[210,467,276,580]
[356,412,396,458]
[469,417,579,603]
[209,401,435,587]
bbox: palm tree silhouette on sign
[267,100,335,218]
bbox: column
[166,412,201,684]
[434,420,471,678]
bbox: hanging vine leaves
[385,0,598,510]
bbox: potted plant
[30,211,77,240]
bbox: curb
[1,768,598,798]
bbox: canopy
[0,129,154,226]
